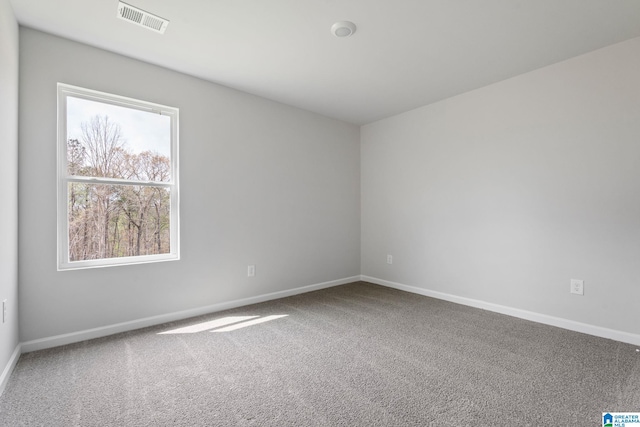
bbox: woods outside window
[57,84,179,270]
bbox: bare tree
[80,115,125,178]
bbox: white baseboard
[0,343,21,398]
[16,273,636,382]
[361,275,640,347]
[21,275,360,353]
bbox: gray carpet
[1,281,638,426]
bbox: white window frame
[57,83,179,270]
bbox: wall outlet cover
[570,279,584,295]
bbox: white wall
[362,37,640,337]
[19,28,360,342]
[0,0,20,387]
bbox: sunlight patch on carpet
[158,316,258,334]
[211,315,289,332]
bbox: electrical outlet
[570,279,584,295]
[387,255,393,265]
[247,265,255,277]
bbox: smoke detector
[331,21,357,38]
[117,2,169,34]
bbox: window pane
[68,183,171,261]
[66,96,171,181]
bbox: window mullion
[66,176,172,188]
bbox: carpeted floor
[1,281,638,426]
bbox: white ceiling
[9,0,640,125]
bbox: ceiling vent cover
[117,1,169,34]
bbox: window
[57,84,179,270]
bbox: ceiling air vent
[117,2,169,34]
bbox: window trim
[57,83,180,270]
